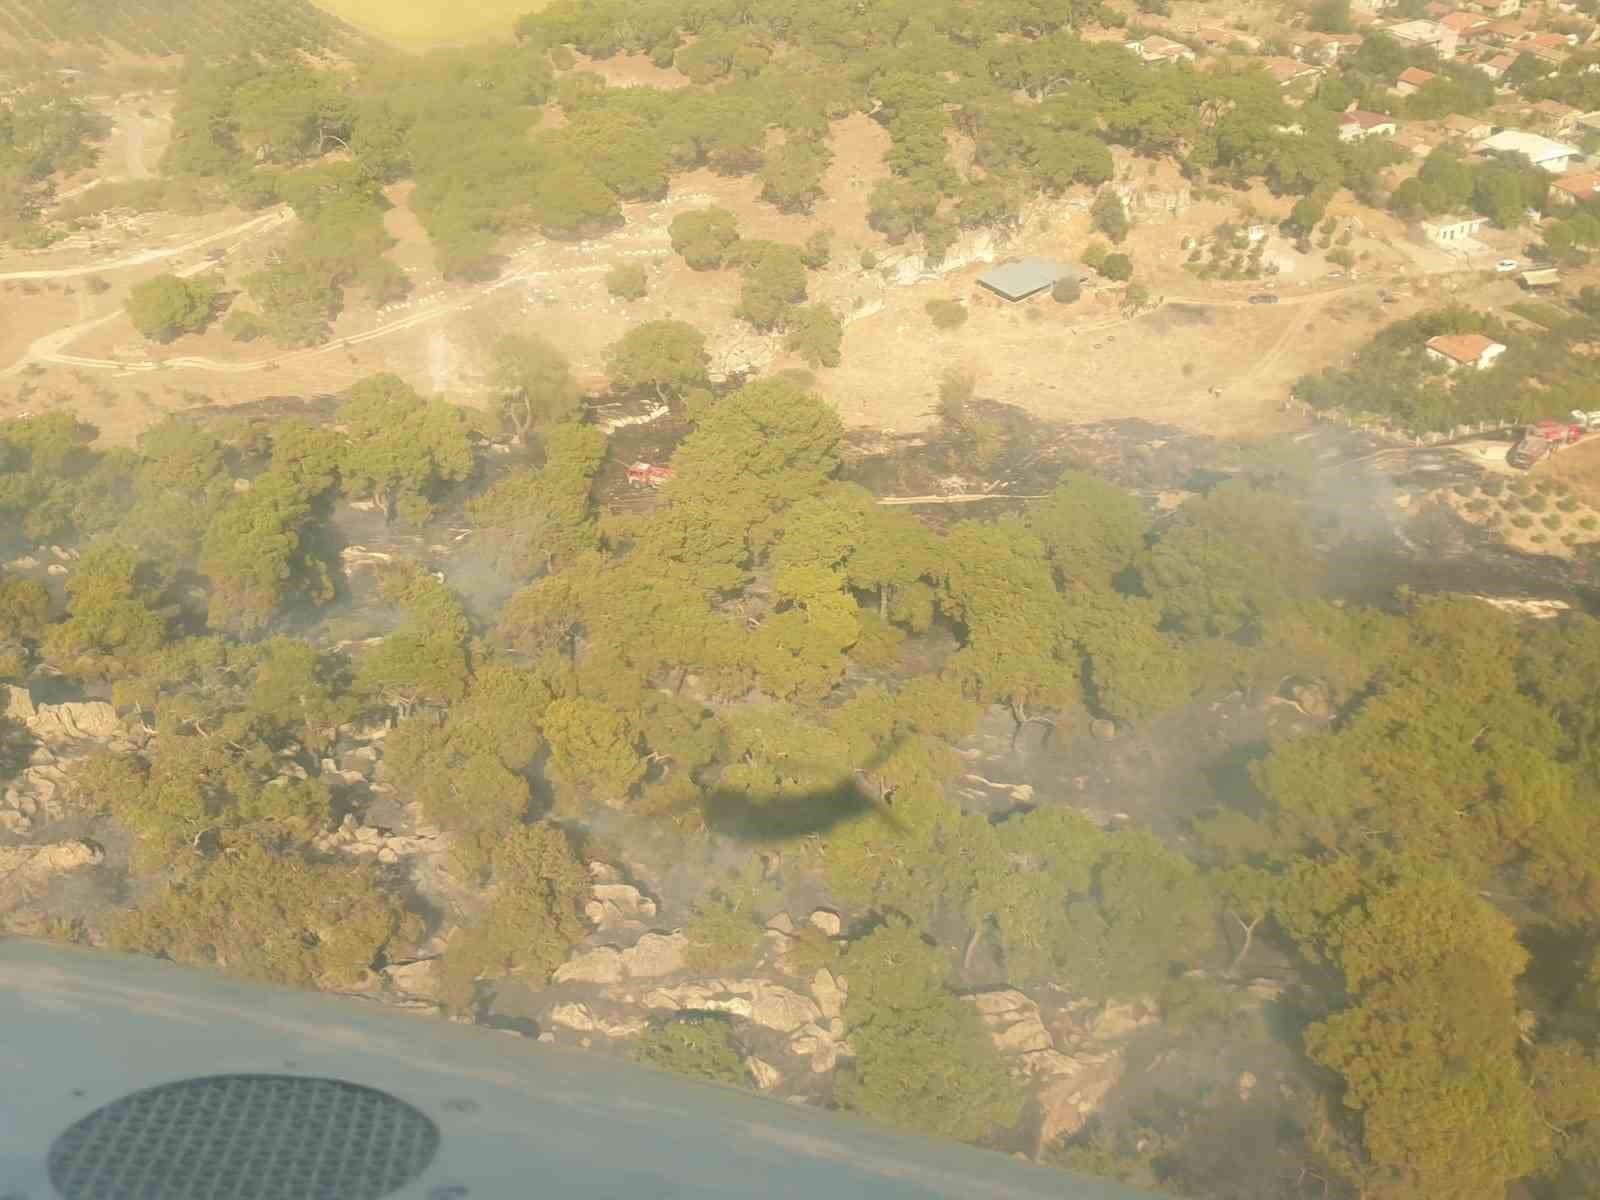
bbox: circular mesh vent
[47,1074,441,1200]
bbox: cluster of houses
[1123,0,1599,265]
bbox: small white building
[1386,19,1460,59]
[1422,214,1490,242]
[1426,332,1506,370]
[1339,110,1399,141]
[1478,129,1584,172]
[1124,35,1196,64]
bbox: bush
[1482,478,1505,497]
[860,248,878,270]
[1100,253,1134,282]
[1543,513,1562,530]
[1525,492,1548,513]
[1580,515,1598,531]
[1052,276,1082,304]
[684,895,762,972]
[1557,495,1579,512]
[125,273,221,342]
[636,1017,746,1085]
[926,299,969,329]
[84,275,111,295]
[1512,513,1534,529]
[1453,482,1475,497]
[606,262,648,301]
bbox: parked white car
[1495,259,1519,273]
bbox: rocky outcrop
[313,814,443,866]
[637,979,822,1033]
[966,988,1140,1159]
[553,946,625,985]
[0,840,103,915]
[745,1057,783,1090]
[585,882,657,929]
[383,959,440,1002]
[549,1002,648,1040]
[621,931,687,978]
[4,686,122,743]
[807,909,842,937]
[811,968,846,1021]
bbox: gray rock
[641,985,754,1021]
[746,1057,783,1090]
[0,840,104,912]
[619,932,687,979]
[811,968,846,1021]
[807,908,842,937]
[750,983,822,1033]
[765,912,797,935]
[553,947,625,985]
[548,1003,647,1039]
[383,959,439,1001]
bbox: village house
[1440,10,1490,35]
[1396,66,1438,95]
[1353,0,1399,13]
[1426,332,1507,370]
[1194,26,1262,51]
[1477,51,1517,78]
[1290,31,1364,62]
[1124,34,1197,64]
[1442,113,1493,139]
[1340,109,1400,140]
[1470,0,1520,16]
[1478,128,1584,172]
[1263,56,1324,87]
[1532,98,1582,133]
[1483,19,1527,42]
[1386,19,1461,58]
[1422,213,1490,242]
[1550,170,1600,204]
[1393,130,1437,157]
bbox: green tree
[785,303,844,367]
[112,843,412,988]
[606,261,648,300]
[759,139,830,213]
[243,257,341,347]
[125,273,220,342]
[490,333,582,440]
[637,1017,748,1084]
[336,374,476,522]
[1091,190,1130,243]
[836,920,1022,1144]
[669,207,741,269]
[436,821,590,1015]
[199,470,335,635]
[735,241,809,330]
[1100,252,1133,281]
[606,320,710,403]
[44,543,167,681]
[542,696,647,801]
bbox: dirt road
[0,208,294,283]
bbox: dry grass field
[308,0,537,49]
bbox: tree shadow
[700,740,911,842]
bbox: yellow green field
[310,0,539,49]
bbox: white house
[1124,35,1196,64]
[1477,129,1584,172]
[1421,214,1490,242]
[1339,110,1400,141]
[1425,332,1506,370]
[1386,20,1460,59]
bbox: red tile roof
[1552,171,1600,199]
[1426,333,1501,364]
[1399,66,1438,85]
[1343,109,1398,128]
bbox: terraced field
[0,0,355,57]
[309,0,538,49]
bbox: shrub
[1452,482,1475,497]
[1580,515,1598,531]
[606,262,648,300]
[1481,478,1505,497]
[1525,492,1548,513]
[1557,495,1579,512]
[636,1017,746,1085]
[1052,276,1082,304]
[860,248,878,270]
[1100,253,1133,282]
[1511,513,1534,529]
[1543,513,1562,530]
[926,299,969,329]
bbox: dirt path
[123,107,150,180]
[0,208,293,283]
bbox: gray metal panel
[0,939,1158,1200]
[976,258,1072,300]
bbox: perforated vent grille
[47,1074,441,1200]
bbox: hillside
[0,0,356,58]
[308,0,535,50]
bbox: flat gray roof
[977,257,1073,301]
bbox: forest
[3,345,1600,1198]
[6,0,1600,1195]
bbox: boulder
[591,883,656,921]
[750,984,822,1033]
[1081,999,1158,1041]
[746,1057,783,1090]
[4,687,122,743]
[383,960,439,1001]
[641,984,754,1021]
[1034,1050,1126,1155]
[992,1014,1054,1055]
[968,989,1032,1018]
[548,1003,646,1039]
[1090,719,1116,741]
[0,840,104,912]
[765,912,797,935]
[553,947,625,986]
[619,932,687,979]
[811,968,846,1021]
[807,909,842,937]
